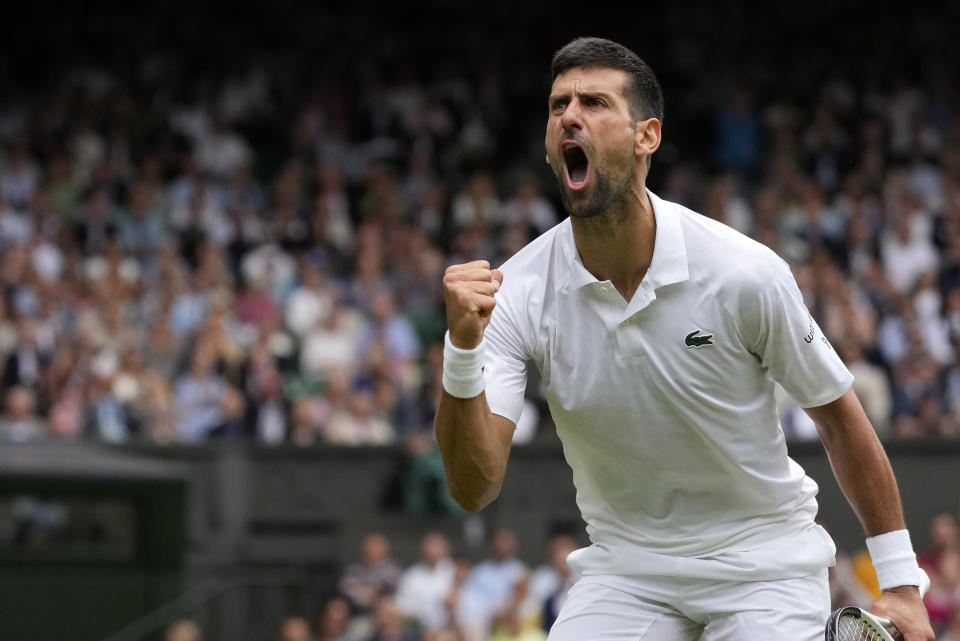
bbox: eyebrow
[548,89,618,107]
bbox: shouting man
[435,37,933,641]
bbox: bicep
[804,387,875,446]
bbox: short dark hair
[551,37,664,124]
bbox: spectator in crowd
[277,616,313,641]
[366,595,418,641]
[528,534,579,632]
[326,387,394,446]
[247,354,289,444]
[339,533,402,621]
[926,547,960,633]
[919,512,960,630]
[1,8,950,638]
[457,528,527,637]
[921,512,960,574]
[395,532,457,631]
[172,347,227,442]
[286,255,336,338]
[0,0,956,483]
[0,385,43,441]
[133,369,178,443]
[84,364,133,442]
[501,176,558,235]
[288,395,325,446]
[838,339,893,438]
[355,290,420,378]
[300,299,367,381]
[209,385,251,439]
[941,608,960,641]
[451,172,502,231]
[315,596,355,641]
[164,619,202,641]
[2,317,53,390]
[489,574,547,641]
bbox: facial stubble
[556,147,634,220]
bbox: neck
[570,182,655,301]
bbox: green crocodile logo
[685,329,714,348]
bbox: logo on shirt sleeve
[803,314,816,343]
[684,329,714,348]
[803,314,834,350]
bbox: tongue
[570,163,588,185]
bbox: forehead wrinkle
[550,72,626,103]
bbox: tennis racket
[824,568,930,641]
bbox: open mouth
[562,143,590,190]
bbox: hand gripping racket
[824,568,930,641]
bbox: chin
[560,185,606,219]
[567,204,605,219]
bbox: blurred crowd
[160,512,960,641]
[163,528,579,641]
[1,5,960,449]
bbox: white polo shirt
[484,189,853,582]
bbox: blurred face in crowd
[490,528,517,561]
[362,532,390,565]
[421,532,450,566]
[278,617,311,641]
[547,534,577,571]
[545,66,659,219]
[374,596,402,635]
[319,597,350,637]
[5,387,35,419]
[931,512,959,549]
[164,620,201,641]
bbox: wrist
[442,331,486,399]
[448,331,481,350]
[866,529,921,590]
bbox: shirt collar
[560,188,689,292]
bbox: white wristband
[866,529,922,590]
[442,331,486,399]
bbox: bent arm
[804,387,905,536]
[435,391,516,512]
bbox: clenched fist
[443,260,504,349]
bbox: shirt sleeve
[743,255,854,408]
[482,277,531,425]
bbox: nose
[560,100,583,132]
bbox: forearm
[434,392,511,512]
[808,389,905,537]
[820,417,905,536]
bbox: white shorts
[547,569,830,641]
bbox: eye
[585,97,604,108]
[551,99,568,113]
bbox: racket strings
[836,615,887,641]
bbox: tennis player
[435,38,935,640]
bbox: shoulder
[497,218,569,281]
[493,218,570,312]
[672,202,792,293]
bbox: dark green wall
[0,440,957,641]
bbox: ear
[634,118,662,159]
